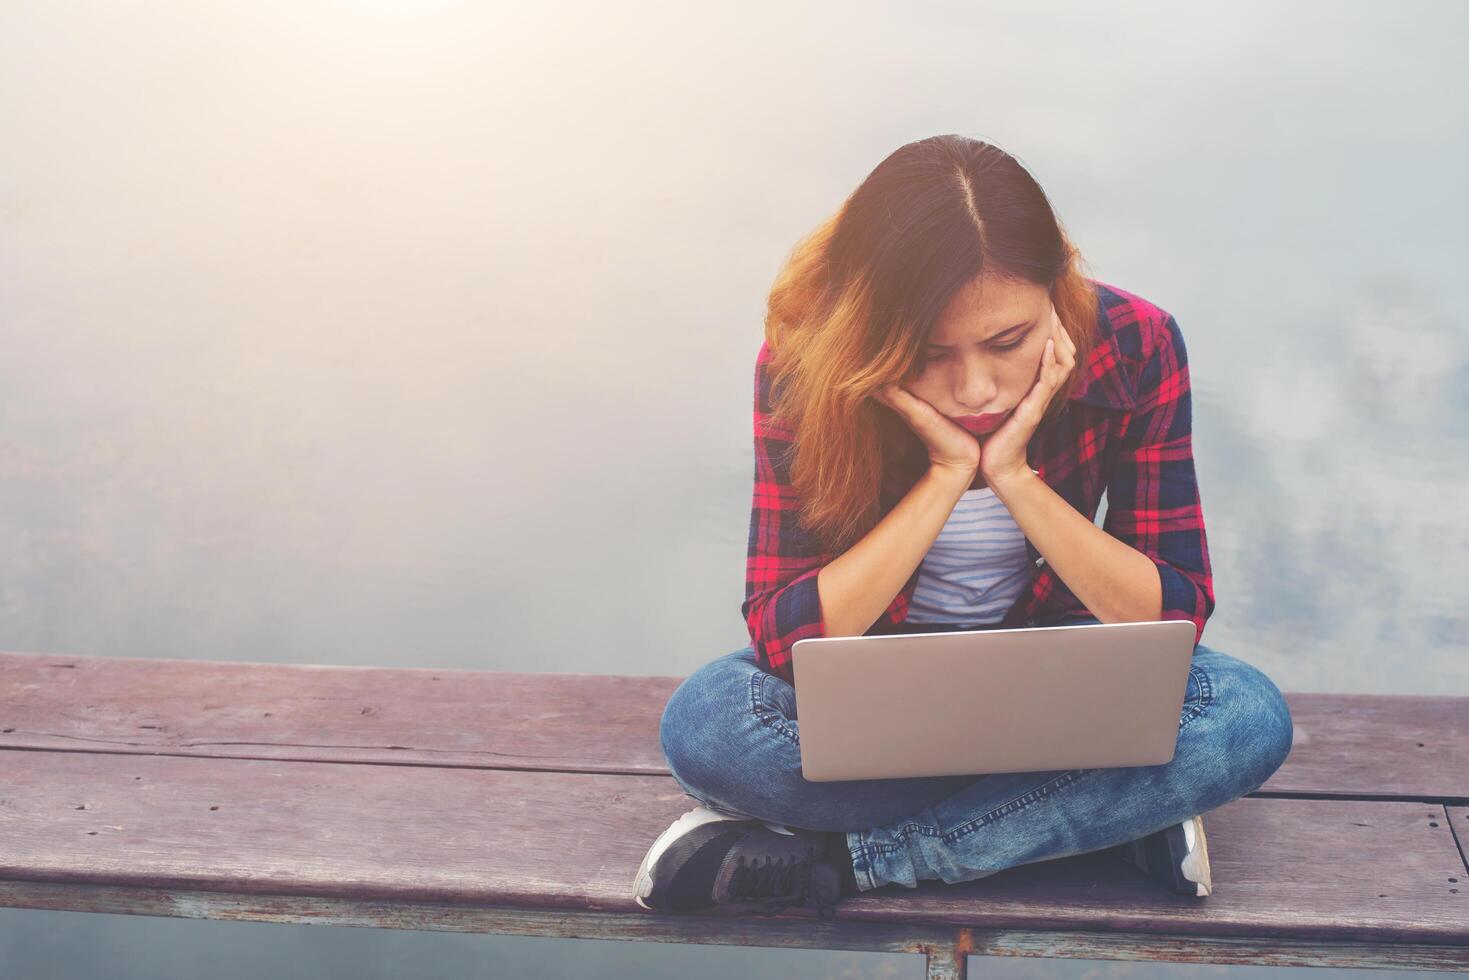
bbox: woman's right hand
[872,383,981,478]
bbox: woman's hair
[762,134,1099,554]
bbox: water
[1,0,1464,975]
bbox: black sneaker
[1110,814,1212,897]
[634,805,848,919]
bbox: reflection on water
[1201,280,1469,694]
[2,0,1465,977]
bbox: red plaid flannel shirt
[742,279,1215,685]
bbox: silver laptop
[790,620,1197,782]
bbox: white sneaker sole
[633,804,796,909]
[1181,814,1212,897]
[1115,814,1213,897]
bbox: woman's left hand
[978,301,1077,485]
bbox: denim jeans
[658,614,1294,892]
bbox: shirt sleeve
[1101,313,1216,646]
[741,342,832,685]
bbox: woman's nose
[956,364,998,406]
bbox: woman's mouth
[954,412,1008,434]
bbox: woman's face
[907,274,1055,434]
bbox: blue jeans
[658,614,1294,892]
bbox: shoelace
[727,844,840,921]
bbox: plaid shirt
[742,279,1215,686]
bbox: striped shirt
[904,483,1037,627]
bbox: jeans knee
[1200,647,1294,795]
[1256,669,1295,780]
[659,675,707,787]
[659,646,757,796]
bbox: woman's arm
[987,470,1164,623]
[991,312,1214,640]
[816,464,975,639]
[743,343,971,685]
[742,343,834,684]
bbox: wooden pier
[1,651,1465,977]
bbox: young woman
[635,134,1294,919]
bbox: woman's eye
[927,336,1026,362]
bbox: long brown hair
[762,134,1099,554]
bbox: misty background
[2,0,1465,976]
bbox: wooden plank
[0,748,1464,945]
[0,650,675,773]
[3,652,1466,802]
[1447,807,1469,877]
[1264,693,1469,802]
[2,881,1465,972]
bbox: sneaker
[1110,814,1212,897]
[633,805,848,919]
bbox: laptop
[790,619,1197,782]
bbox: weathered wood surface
[4,879,1466,973]
[0,887,1463,975]
[0,748,1464,946]
[1265,692,1468,802]
[0,652,670,774]
[2,652,1465,801]
[1448,807,1469,886]
[2,649,1467,972]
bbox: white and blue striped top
[904,481,1035,627]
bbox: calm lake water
[2,0,1464,976]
